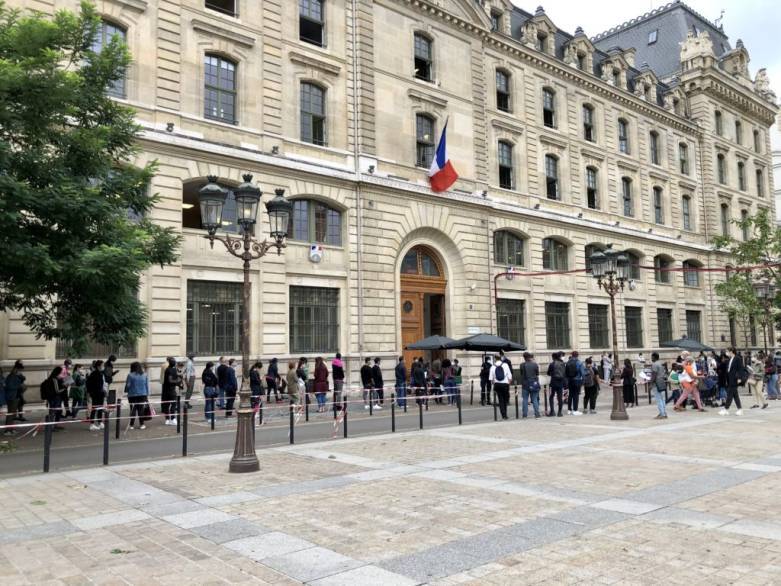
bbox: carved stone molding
[192,19,256,48]
[407,88,448,109]
[289,51,342,76]
[110,0,147,12]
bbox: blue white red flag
[428,120,458,192]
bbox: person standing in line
[332,353,345,410]
[720,347,746,416]
[411,358,426,406]
[490,355,512,420]
[286,360,301,405]
[161,356,180,425]
[183,353,196,409]
[266,357,281,403]
[360,357,373,410]
[582,357,601,414]
[430,357,443,404]
[124,361,150,430]
[442,358,457,405]
[87,360,106,431]
[70,364,87,420]
[104,354,118,401]
[201,361,219,422]
[621,359,636,408]
[499,350,514,373]
[371,357,384,410]
[216,356,228,409]
[565,351,584,416]
[547,352,565,417]
[297,357,310,408]
[313,356,329,413]
[479,356,492,406]
[602,352,613,384]
[453,359,462,396]
[748,353,768,409]
[395,356,407,409]
[224,358,238,417]
[249,361,264,410]
[58,358,72,417]
[41,366,65,431]
[650,352,668,420]
[520,352,540,419]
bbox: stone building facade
[2,0,777,385]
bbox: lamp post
[753,279,777,354]
[588,244,631,421]
[198,174,292,473]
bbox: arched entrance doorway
[400,245,447,366]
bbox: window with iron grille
[496,70,510,112]
[287,199,342,245]
[542,238,567,270]
[498,141,513,189]
[545,155,558,199]
[542,88,555,128]
[682,261,700,287]
[289,286,339,354]
[737,161,746,191]
[545,301,570,349]
[657,308,673,345]
[93,20,127,98]
[618,119,629,154]
[625,306,643,348]
[299,0,324,46]
[204,54,236,123]
[494,230,524,266]
[686,310,702,342]
[301,82,326,146]
[653,186,663,224]
[583,104,595,142]
[654,255,671,284]
[186,280,243,356]
[416,114,435,168]
[586,166,598,209]
[622,177,633,217]
[497,299,525,346]
[587,304,609,349]
[649,131,660,165]
[756,168,765,197]
[720,204,730,237]
[414,33,432,81]
[679,143,689,175]
[682,195,692,230]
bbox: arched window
[618,118,630,154]
[653,255,672,284]
[681,194,692,231]
[756,167,765,197]
[585,166,598,209]
[496,70,510,112]
[542,88,556,128]
[401,246,441,277]
[204,54,237,123]
[182,179,245,235]
[300,82,326,145]
[735,120,743,145]
[649,130,660,165]
[299,0,324,46]
[415,114,435,168]
[583,104,595,142]
[494,230,524,267]
[545,154,559,200]
[542,238,568,270]
[740,209,749,241]
[288,199,342,246]
[682,260,701,287]
[720,203,730,237]
[717,153,726,184]
[498,141,514,189]
[715,110,723,135]
[93,20,127,98]
[679,142,689,175]
[626,251,641,280]
[737,161,746,191]
[206,1,237,18]
[413,33,433,81]
[653,186,664,224]
[621,177,633,217]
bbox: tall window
[414,33,433,81]
[497,299,525,346]
[583,104,595,142]
[93,20,127,98]
[681,195,692,231]
[625,307,643,348]
[498,141,513,189]
[626,251,641,280]
[542,88,556,128]
[750,315,758,347]
[186,280,242,355]
[622,177,633,217]
[299,0,325,46]
[737,161,746,190]
[287,199,342,245]
[587,304,609,348]
[679,142,689,175]
[686,310,702,342]
[734,120,742,145]
[720,203,730,237]
[756,168,765,197]
[649,131,660,165]
[289,286,339,353]
[545,301,570,349]
[494,230,524,266]
[717,153,726,184]
[542,238,567,270]
[654,255,671,284]
[754,129,761,153]
[545,155,559,199]
[206,1,237,17]
[715,110,723,135]
[653,186,663,224]
[416,114,435,168]
[740,209,749,241]
[490,11,502,32]
[682,260,700,287]
[586,166,598,209]
[618,118,629,154]
[300,82,326,145]
[496,70,510,112]
[657,308,673,344]
[204,54,236,123]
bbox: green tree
[0,2,179,354]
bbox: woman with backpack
[201,362,219,422]
[582,357,601,414]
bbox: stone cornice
[538,132,568,149]
[490,117,524,135]
[289,51,342,75]
[192,19,256,48]
[407,88,448,109]
[685,69,777,126]
[649,169,670,183]
[110,0,147,12]
[579,146,605,161]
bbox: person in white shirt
[489,357,512,420]
[183,353,196,409]
[602,353,613,383]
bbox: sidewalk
[3,399,781,584]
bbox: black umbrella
[405,335,456,350]
[660,336,714,352]
[444,333,525,352]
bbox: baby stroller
[700,375,719,406]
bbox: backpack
[583,367,594,387]
[494,364,506,382]
[39,380,48,401]
[552,360,566,380]
[565,359,578,379]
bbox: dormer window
[537,32,548,53]
[612,69,620,87]
[648,29,658,44]
[577,52,586,71]
[490,11,502,32]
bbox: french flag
[428,120,458,193]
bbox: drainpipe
[351,0,365,368]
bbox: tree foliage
[0,2,179,354]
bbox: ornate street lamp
[753,279,777,353]
[198,174,292,473]
[588,243,631,421]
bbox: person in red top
[313,357,329,413]
[674,354,705,412]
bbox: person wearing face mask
[87,360,107,431]
[720,347,746,416]
[162,357,181,425]
[69,364,87,420]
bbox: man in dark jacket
[395,356,407,409]
[547,352,566,417]
[720,347,745,416]
[360,358,374,410]
[520,352,540,418]
[479,357,492,406]
[372,357,384,408]
[565,351,584,416]
[216,356,228,409]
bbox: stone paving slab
[309,564,420,586]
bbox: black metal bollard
[515,389,520,419]
[289,402,295,445]
[102,409,110,466]
[493,390,498,421]
[457,391,462,425]
[182,403,189,457]
[343,396,348,438]
[115,398,121,440]
[210,402,216,430]
[391,393,396,433]
[369,391,373,416]
[418,401,423,430]
[470,380,474,405]
[43,415,52,473]
[544,385,549,414]
[176,396,181,434]
[305,394,310,422]
[634,384,639,407]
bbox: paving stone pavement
[2,401,781,584]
